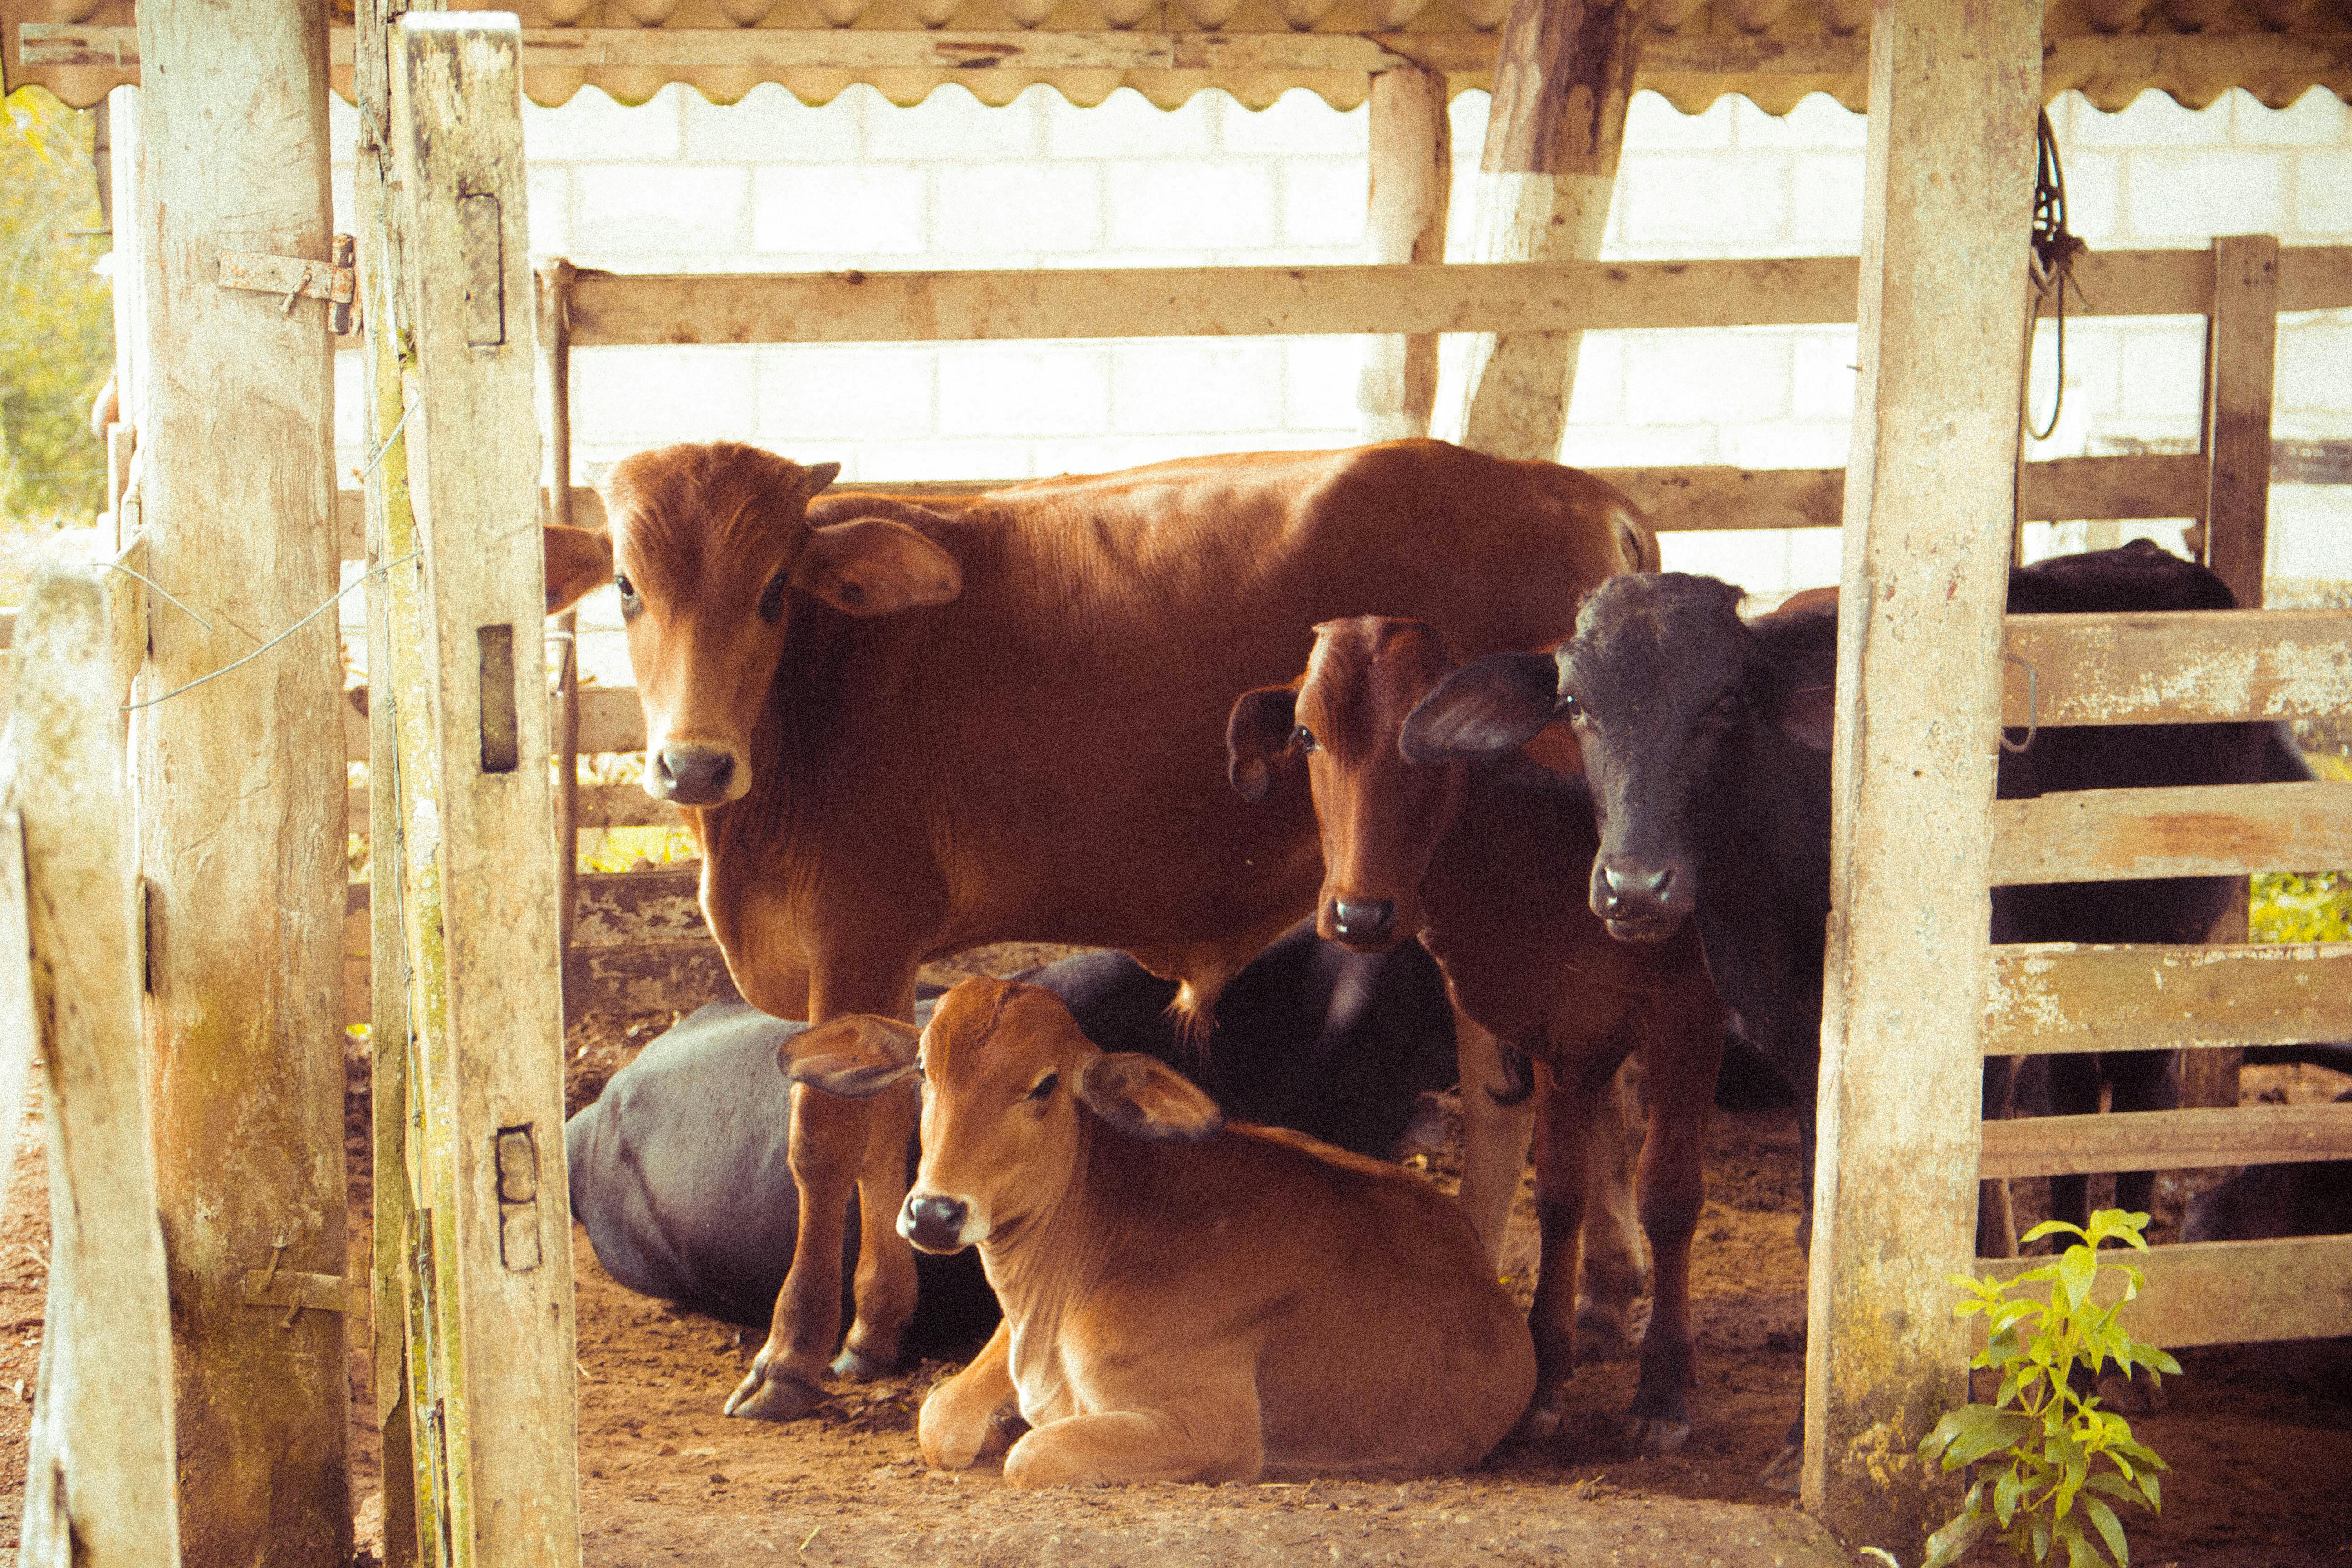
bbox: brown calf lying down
[1228,617,1725,1455]
[540,438,1650,1421]
[784,978,1536,1485]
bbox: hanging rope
[2025,108,2087,443]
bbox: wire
[122,551,420,712]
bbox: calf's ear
[794,517,963,617]
[1775,681,1835,754]
[1076,1053,1224,1142]
[1400,652,1560,762]
[1225,685,1299,803]
[544,525,614,615]
[780,1015,922,1098]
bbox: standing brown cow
[542,438,1649,1420]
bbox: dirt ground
[0,1027,2345,1566]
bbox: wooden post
[538,259,583,1007]
[1357,65,1451,442]
[1455,0,1636,460]
[1804,0,2042,1552]
[2182,232,2280,1114]
[384,15,583,1563]
[127,1,353,1561]
[8,566,181,1568]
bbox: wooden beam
[2000,608,2352,727]
[1803,0,2039,1545]
[1456,0,1638,462]
[540,259,584,977]
[1974,1235,2352,1351]
[7,567,181,1568]
[1985,941,2352,1057]
[345,683,642,760]
[389,16,583,1564]
[1981,1103,2352,1179]
[2202,235,2281,619]
[1357,64,1450,443]
[353,777,680,834]
[127,0,354,1556]
[1989,780,2352,885]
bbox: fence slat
[1989,780,2352,885]
[1980,1103,2352,1178]
[8,566,180,1568]
[1986,941,2352,1056]
[2001,608,2352,727]
[1975,1235,2352,1351]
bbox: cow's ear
[799,461,842,500]
[1775,681,1835,754]
[794,518,963,617]
[780,1015,921,1098]
[544,524,614,616]
[1225,685,1299,803]
[1076,1053,1223,1142]
[1400,652,1560,763]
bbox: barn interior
[0,1,2349,1564]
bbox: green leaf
[2083,1494,2129,1566]
[2058,1244,2100,1311]
[1997,1465,2026,1527]
[2140,1470,2161,1513]
[2024,1219,2089,1247]
[1921,1504,1995,1568]
[1940,1407,2038,1469]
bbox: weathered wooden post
[8,565,181,1568]
[539,259,584,1001]
[1803,0,2043,1553]
[1357,64,1450,442]
[1455,0,1637,459]
[368,15,584,1563]
[127,1,353,1561]
[2180,231,2281,1113]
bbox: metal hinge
[218,235,358,335]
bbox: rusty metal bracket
[218,235,359,334]
[241,1266,363,1323]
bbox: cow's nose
[898,1193,970,1254]
[1597,861,1674,913]
[655,743,736,805]
[1329,897,1396,946]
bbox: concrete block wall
[328,79,2351,620]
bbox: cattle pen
[2,1,2351,1566]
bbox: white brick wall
[328,79,2352,613]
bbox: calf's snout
[1328,897,1397,948]
[899,1193,973,1254]
[653,742,739,805]
[1589,856,1692,937]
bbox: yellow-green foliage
[1921,1210,2177,1568]
[0,88,112,597]
[578,823,700,872]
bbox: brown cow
[780,978,1536,1485]
[1227,617,1725,1454]
[542,439,1649,1421]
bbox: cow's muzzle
[1326,896,1398,950]
[1590,856,1692,942]
[650,742,741,806]
[898,1192,977,1254]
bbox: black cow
[566,919,1459,1348]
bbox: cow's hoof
[1623,1412,1690,1456]
[1508,1389,1567,1446]
[723,1364,824,1422]
[830,1345,897,1381]
[1756,1443,1802,1495]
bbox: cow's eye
[1557,692,1583,722]
[1027,1072,1058,1102]
[757,570,789,625]
[1292,725,1318,753]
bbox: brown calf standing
[1228,617,1725,1454]
[785,979,1535,1485]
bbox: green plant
[1919,1210,2178,1568]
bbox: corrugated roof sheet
[8,0,2349,115]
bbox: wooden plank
[1974,1235,2352,1351]
[2000,608,2352,727]
[0,814,36,1259]
[1357,64,1450,444]
[540,259,584,974]
[8,567,181,1568]
[1981,1103,2352,1179]
[1803,0,2039,1544]
[348,682,640,760]
[352,778,679,834]
[1986,941,2352,1057]
[1989,780,2352,886]
[127,0,353,1558]
[1456,0,1637,463]
[390,15,583,1565]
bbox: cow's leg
[1453,1006,1535,1267]
[1977,1055,2018,1259]
[728,1081,873,1420]
[1004,1391,1265,1488]
[1574,1057,1650,1363]
[918,1320,1025,1472]
[1625,1003,1720,1457]
[1517,1061,1597,1445]
[2105,1049,2179,1222]
[2044,1052,2102,1235]
[835,1075,921,1378]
